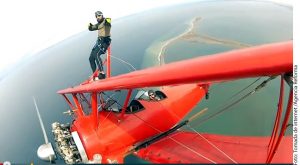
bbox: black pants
[89,37,111,73]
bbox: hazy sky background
[0,0,296,74]
[0,0,193,73]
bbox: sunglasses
[96,15,103,17]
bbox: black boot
[98,73,106,79]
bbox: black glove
[88,23,93,31]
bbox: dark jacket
[89,18,111,37]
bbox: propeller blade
[33,96,49,144]
[33,96,56,162]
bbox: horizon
[0,0,295,80]
[0,0,193,78]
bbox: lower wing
[135,131,292,164]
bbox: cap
[95,11,103,17]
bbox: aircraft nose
[37,143,56,162]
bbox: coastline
[157,16,251,66]
[157,17,200,65]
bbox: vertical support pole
[91,92,98,129]
[107,46,111,78]
[72,93,84,118]
[99,92,105,109]
[121,89,133,118]
[266,89,293,163]
[267,75,284,154]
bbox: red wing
[135,131,292,164]
[58,41,292,94]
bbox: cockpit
[135,90,167,101]
[101,89,167,114]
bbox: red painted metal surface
[58,41,292,94]
[136,131,292,163]
[60,41,293,163]
[72,94,84,117]
[107,46,111,78]
[91,92,98,129]
[70,84,205,163]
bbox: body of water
[0,0,292,163]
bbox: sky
[0,0,296,74]
[0,0,192,74]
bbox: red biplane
[36,41,292,164]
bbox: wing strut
[91,92,98,129]
[121,89,132,118]
[267,75,285,156]
[266,78,293,163]
[107,46,111,78]
[190,76,276,127]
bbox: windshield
[135,90,150,100]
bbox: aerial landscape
[0,0,294,164]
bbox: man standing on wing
[88,11,111,80]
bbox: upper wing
[135,131,292,164]
[58,41,292,94]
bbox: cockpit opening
[100,89,167,114]
[136,90,167,101]
[126,99,145,113]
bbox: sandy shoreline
[157,17,200,65]
[157,16,251,65]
